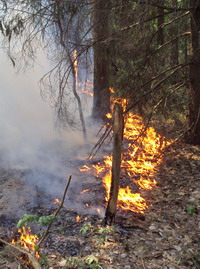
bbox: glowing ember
[80,188,90,194]
[54,198,61,204]
[79,165,90,172]
[96,208,101,214]
[12,226,39,258]
[76,215,81,222]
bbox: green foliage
[38,215,56,226]
[17,214,56,229]
[179,249,200,267]
[65,255,103,269]
[17,214,39,229]
[39,253,49,266]
[85,255,103,269]
[80,221,92,236]
[65,256,85,268]
[80,222,115,246]
[185,205,198,215]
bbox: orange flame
[12,227,39,259]
[73,50,93,96]
[54,198,61,204]
[79,165,91,172]
[80,188,90,194]
[76,215,81,222]
[73,50,78,82]
[80,91,171,213]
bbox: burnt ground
[0,142,200,269]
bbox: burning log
[105,103,124,225]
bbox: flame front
[80,92,171,213]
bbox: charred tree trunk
[187,0,200,144]
[105,103,123,225]
[92,0,111,120]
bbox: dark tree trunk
[157,0,165,46]
[170,0,179,67]
[92,0,111,120]
[105,103,123,225]
[187,0,200,144]
[170,0,179,85]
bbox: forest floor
[0,142,200,269]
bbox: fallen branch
[0,237,42,269]
[37,175,72,247]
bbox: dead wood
[105,104,124,225]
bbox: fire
[79,165,90,172]
[80,188,90,194]
[80,92,171,214]
[76,215,81,222]
[73,50,93,96]
[73,50,78,82]
[12,226,39,259]
[54,198,61,204]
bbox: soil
[0,142,200,269]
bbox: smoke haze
[0,49,95,197]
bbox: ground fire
[80,92,171,214]
[12,226,40,259]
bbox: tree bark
[92,0,111,120]
[105,103,123,225]
[157,0,165,46]
[170,0,179,67]
[187,0,200,144]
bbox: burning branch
[38,175,72,247]
[105,103,124,225]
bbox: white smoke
[0,48,94,187]
[0,46,107,221]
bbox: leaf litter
[0,142,200,268]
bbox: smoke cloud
[0,48,97,202]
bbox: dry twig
[38,175,72,247]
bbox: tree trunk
[105,103,123,225]
[170,0,179,67]
[157,0,165,46]
[187,0,200,144]
[92,0,111,120]
[170,0,179,85]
